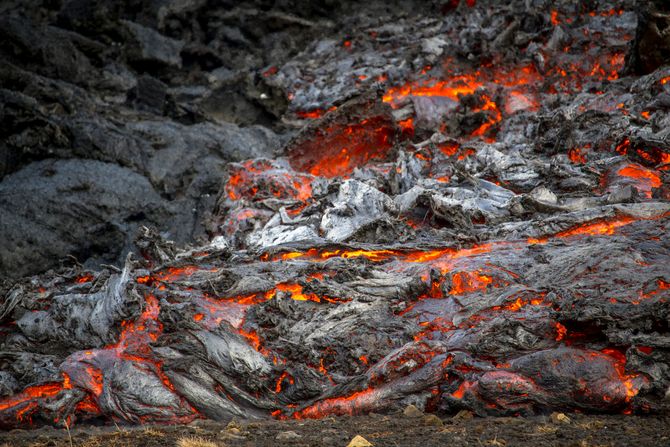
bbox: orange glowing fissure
[238,327,264,352]
[226,160,314,202]
[0,382,64,417]
[153,266,218,282]
[75,273,94,284]
[275,371,295,393]
[209,281,348,308]
[616,164,661,199]
[292,387,376,419]
[451,380,475,399]
[554,322,568,341]
[568,146,589,164]
[299,119,395,179]
[492,294,546,312]
[271,246,474,263]
[381,64,542,105]
[0,293,171,423]
[632,278,670,304]
[381,48,625,138]
[296,106,337,119]
[599,348,643,401]
[268,213,660,266]
[449,271,493,295]
[381,63,541,134]
[527,215,639,245]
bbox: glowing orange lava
[276,283,320,302]
[600,348,643,402]
[449,271,493,295]
[296,106,337,119]
[154,266,217,282]
[616,164,661,198]
[568,146,588,164]
[275,371,295,393]
[528,216,638,244]
[493,294,546,312]
[554,322,567,341]
[293,387,376,418]
[75,274,94,284]
[226,159,314,202]
[451,381,475,399]
[289,117,396,178]
[0,382,64,419]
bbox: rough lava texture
[1,0,670,433]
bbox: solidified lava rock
[0,159,171,278]
[625,0,670,75]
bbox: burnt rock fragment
[321,180,396,242]
[121,20,184,70]
[0,16,95,85]
[126,75,168,114]
[625,0,670,75]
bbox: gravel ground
[2,412,668,447]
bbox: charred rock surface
[1,0,670,431]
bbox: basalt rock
[624,0,670,75]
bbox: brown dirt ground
[1,412,668,447]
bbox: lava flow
[2,0,670,431]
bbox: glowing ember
[495,294,546,312]
[555,322,567,341]
[293,387,376,418]
[616,164,661,198]
[383,73,484,107]
[438,141,460,156]
[75,274,94,284]
[568,146,589,164]
[451,381,475,399]
[528,215,642,244]
[449,271,493,295]
[275,371,295,393]
[154,266,217,282]
[0,383,64,422]
[382,63,543,141]
[296,106,337,119]
[226,159,314,203]
[288,116,396,178]
[276,283,320,302]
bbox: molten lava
[225,159,314,203]
[288,117,396,178]
[616,164,661,198]
[293,387,376,419]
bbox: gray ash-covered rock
[0,159,171,278]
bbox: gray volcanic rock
[0,159,173,278]
[121,20,185,69]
